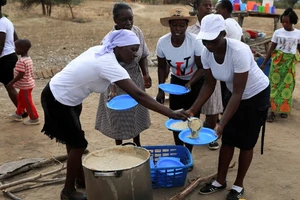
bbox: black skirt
[41,83,88,148]
[0,53,18,85]
[222,85,270,150]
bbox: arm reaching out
[115,78,189,120]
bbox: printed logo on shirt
[167,56,193,76]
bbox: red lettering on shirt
[175,62,184,76]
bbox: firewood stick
[8,178,65,193]
[0,165,66,190]
[169,162,236,200]
[0,149,89,181]
[0,182,22,200]
[3,191,22,200]
[34,178,65,183]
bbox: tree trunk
[41,1,46,15]
[68,5,75,19]
[46,3,52,16]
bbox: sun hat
[95,29,140,57]
[196,14,225,40]
[160,7,197,27]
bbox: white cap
[196,14,225,40]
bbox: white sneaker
[208,141,219,150]
[9,113,22,122]
[23,119,40,125]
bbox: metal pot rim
[82,146,150,172]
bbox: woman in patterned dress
[95,2,151,146]
[261,8,300,122]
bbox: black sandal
[266,112,275,123]
[60,190,87,200]
[75,180,86,189]
[280,113,288,118]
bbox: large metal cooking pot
[82,144,153,200]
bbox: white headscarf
[96,29,140,57]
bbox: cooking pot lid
[82,146,150,171]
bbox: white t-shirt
[50,46,130,106]
[0,17,15,57]
[201,38,269,100]
[225,18,243,40]
[271,28,300,54]
[156,32,204,80]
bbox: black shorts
[222,85,270,150]
[169,75,204,118]
[0,53,18,85]
[41,83,88,149]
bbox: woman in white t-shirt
[215,0,243,113]
[188,14,270,200]
[261,7,300,122]
[0,0,22,116]
[41,30,188,200]
[156,7,204,154]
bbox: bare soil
[0,1,300,200]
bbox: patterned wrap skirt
[269,50,299,114]
[95,65,151,140]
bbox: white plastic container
[262,0,274,7]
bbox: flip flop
[266,112,275,123]
[60,190,87,200]
[280,113,288,118]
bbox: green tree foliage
[53,0,84,19]
[274,0,299,8]
[14,0,83,18]
[15,0,53,16]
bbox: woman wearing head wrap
[95,2,151,147]
[40,29,188,200]
[188,14,269,200]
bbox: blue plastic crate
[256,57,271,76]
[143,145,193,188]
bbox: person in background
[217,0,242,7]
[188,14,269,200]
[215,0,243,109]
[215,0,243,41]
[95,2,151,146]
[187,0,223,150]
[155,7,204,157]
[8,39,39,125]
[261,7,300,122]
[41,30,188,200]
[0,0,28,118]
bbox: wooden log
[0,149,89,181]
[0,165,66,190]
[169,162,236,200]
[8,178,65,193]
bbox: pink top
[13,57,35,90]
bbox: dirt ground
[0,1,300,200]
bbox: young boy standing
[8,39,39,125]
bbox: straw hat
[160,7,197,27]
